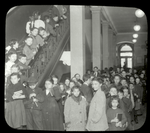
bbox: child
[6,39,20,54]
[41,78,64,130]
[5,51,17,78]
[5,73,27,129]
[36,27,46,47]
[51,75,64,122]
[5,51,17,89]
[86,77,108,131]
[64,86,87,131]
[122,87,133,130]
[80,74,93,117]
[29,27,39,52]
[64,78,70,90]
[44,16,56,37]
[17,54,30,82]
[128,83,137,124]
[106,96,127,131]
[106,86,118,111]
[24,76,43,130]
[22,36,36,65]
[121,78,128,87]
[110,74,122,91]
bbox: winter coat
[64,95,87,131]
[86,89,108,131]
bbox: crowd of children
[5,63,147,130]
[5,5,146,131]
[5,5,68,94]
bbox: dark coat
[80,84,93,104]
[24,86,43,110]
[41,90,64,131]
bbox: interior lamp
[133,33,138,38]
[135,9,145,18]
[133,25,141,31]
[132,39,137,43]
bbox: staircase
[27,6,70,88]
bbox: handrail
[27,6,70,80]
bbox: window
[120,44,132,51]
[120,52,132,56]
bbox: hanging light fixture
[135,9,145,18]
[133,33,138,38]
[133,24,141,31]
[132,39,137,43]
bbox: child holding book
[106,96,127,131]
[5,73,28,129]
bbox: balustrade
[27,6,70,80]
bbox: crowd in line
[5,65,147,131]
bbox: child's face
[109,87,117,96]
[111,99,119,108]
[130,77,134,83]
[114,76,120,84]
[65,79,70,86]
[140,74,144,78]
[118,92,123,99]
[13,42,19,49]
[129,84,134,90]
[60,84,64,91]
[19,57,27,64]
[121,79,126,86]
[39,30,45,36]
[92,80,101,91]
[25,38,33,46]
[123,88,129,97]
[52,77,58,85]
[75,74,80,80]
[122,71,126,77]
[69,82,75,88]
[11,75,20,84]
[136,78,140,84]
[45,81,53,89]
[31,29,38,36]
[72,88,80,97]
[8,54,17,62]
[11,67,19,73]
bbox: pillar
[90,6,102,69]
[108,28,113,67]
[70,6,86,78]
[102,21,109,68]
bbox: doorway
[119,44,133,68]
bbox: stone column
[90,6,102,69]
[70,6,86,78]
[108,28,113,67]
[102,21,109,68]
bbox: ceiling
[103,6,148,34]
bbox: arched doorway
[118,43,134,68]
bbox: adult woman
[41,78,64,130]
[86,77,108,131]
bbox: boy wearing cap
[24,76,43,130]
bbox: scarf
[71,94,82,104]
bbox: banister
[27,6,70,82]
